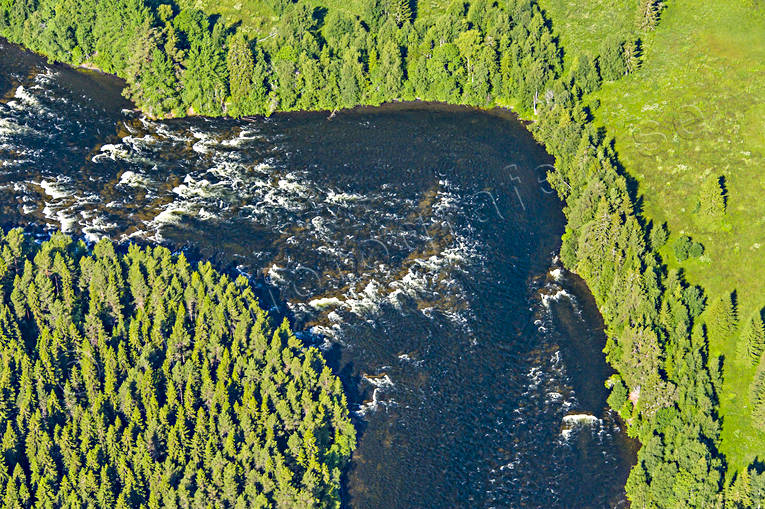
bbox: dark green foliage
[531,13,724,503]
[689,240,704,258]
[598,36,627,81]
[572,54,601,96]
[674,235,692,261]
[649,221,668,250]
[226,33,268,116]
[0,0,560,117]
[739,312,765,365]
[683,285,706,319]
[699,175,727,217]
[0,0,741,504]
[0,230,355,507]
[707,293,737,344]
[673,235,703,262]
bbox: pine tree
[623,40,640,74]
[750,355,765,409]
[707,293,737,343]
[636,0,661,31]
[390,0,411,25]
[739,313,765,365]
[699,175,726,217]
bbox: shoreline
[2,37,533,125]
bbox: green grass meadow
[546,0,765,471]
[539,0,637,69]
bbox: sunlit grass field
[539,0,637,69]
[546,0,765,471]
[176,0,471,37]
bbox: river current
[0,40,634,508]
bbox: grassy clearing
[549,0,765,471]
[176,0,475,37]
[539,0,637,69]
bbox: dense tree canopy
[0,230,355,508]
[0,0,597,117]
[2,0,761,506]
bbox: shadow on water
[0,38,636,508]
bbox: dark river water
[0,40,635,508]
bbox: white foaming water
[92,143,129,162]
[221,128,261,147]
[355,374,397,417]
[309,297,343,309]
[362,373,394,388]
[38,179,71,200]
[541,288,574,308]
[0,118,36,139]
[117,170,150,188]
[355,388,385,417]
[12,86,40,108]
[326,190,365,205]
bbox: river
[0,40,634,508]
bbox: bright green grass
[177,0,460,37]
[177,0,277,36]
[538,0,637,69]
[176,0,370,37]
[586,0,765,471]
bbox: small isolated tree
[699,175,726,217]
[673,235,692,261]
[636,0,662,31]
[689,241,704,258]
[650,221,668,250]
[623,39,641,74]
[598,37,627,81]
[707,292,737,344]
[739,312,765,365]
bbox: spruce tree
[750,355,765,407]
[636,0,661,31]
[390,0,412,25]
[699,175,726,217]
[707,292,737,343]
[0,230,356,507]
[739,313,765,365]
[623,39,640,74]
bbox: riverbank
[0,0,742,505]
[0,47,637,506]
[544,0,765,478]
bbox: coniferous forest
[1,0,587,117]
[1,0,764,507]
[0,230,355,508]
